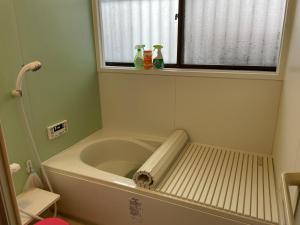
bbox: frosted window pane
[184,0,286,67]
[100,0,178,64]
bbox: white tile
[175,76,281,153]
[99,72,281,153]
[99,73,175,136]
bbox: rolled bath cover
[133,130,188,189]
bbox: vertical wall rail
[282,172,300,225]
[0,123,22,225]
[92,0,104,71]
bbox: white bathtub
[43,130,162,188]
[82,138,158,178]
[43,130,261,225]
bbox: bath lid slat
[156,143,279,224]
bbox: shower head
[11,61,42,97]
[25,61,42,72]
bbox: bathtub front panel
[47,170,271,225]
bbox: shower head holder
[11,61,42,97]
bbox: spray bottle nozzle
[153,44,163,50]
[135,44,145,50]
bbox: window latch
[175,13,179,21]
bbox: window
[98,0,286,71]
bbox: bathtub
[81,138,154,179]
[43,130,162,188]
[43,130,272,225]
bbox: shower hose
[18,98,57,220]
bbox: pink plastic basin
[34,218,69,225]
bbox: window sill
[99,66,283,81]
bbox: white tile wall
[273,0,300,212]
[99,73,282,153]
[175,76,281,153]
[99,74,175,136]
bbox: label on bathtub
[129,197,143,223]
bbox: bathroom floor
[59,215,89,225]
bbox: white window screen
[184,0,286,67]
[100,0,178,64]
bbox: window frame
[92,0,291,79]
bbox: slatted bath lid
[155,143,279,224]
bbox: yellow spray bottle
[134,44,145,69]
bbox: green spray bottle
[134,44,145,69]
[153,44,164,69]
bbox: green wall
[0,0,101,194]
